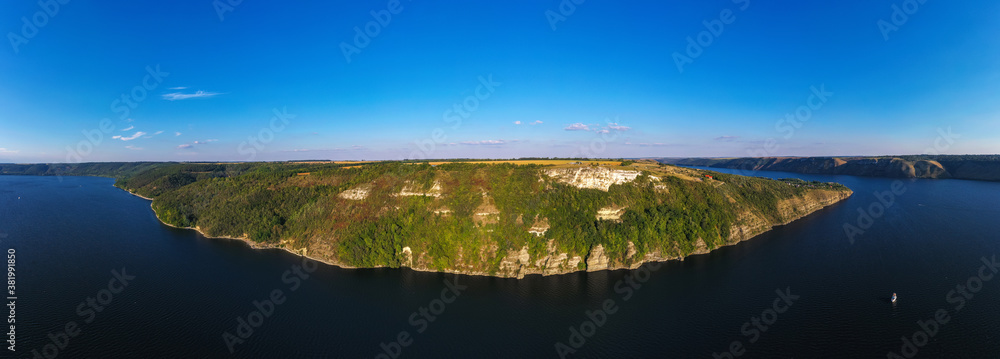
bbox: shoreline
[118,185,851,279]
[122,186,359,270]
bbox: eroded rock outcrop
[398,180,443,197]
[338,184,371,200]
[545,167,641,191]
[586,244,610,272]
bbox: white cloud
[154,131,164,135]
[121,125,134,131]
[174,132,182,136]
[714,136,739,142]
[0,148,18,154]
[176,144,193,149]
[607,123,631,132]
[531,120,543,125]
[168,86,187,90]
[125,145,143,150]
[514,121,522,125]
[564,123,590,131]
[192,139,218,144]
[162,90,223,101]
[112,131,146,141]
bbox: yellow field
[422,160,627,166]
[287,161,372,164]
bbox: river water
[2,170,999,358]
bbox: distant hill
[658,155,1000,182]
[0,160,852,278]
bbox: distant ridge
[658,155,1000,182]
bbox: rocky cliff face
[397,188,851,279]
[729,189,853,243]
[545,167,642,191]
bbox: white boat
[891,293,897,303]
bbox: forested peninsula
[0,160,852,278]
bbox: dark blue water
[2,171,999,358]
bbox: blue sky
[1,0,998,163]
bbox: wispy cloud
[121,125,134,131]
[162,90,223,101]
[531,120,543,125]
[566,121,629,133]
[714,135,739,142]
[607,123,631,132]
[125,145,143,150]
[142,130,165,139]
[168,86,187,90]
[112,131,146,141]
[514,121,522,125]
[0,148,18,154]
[176,139,218,149]
[281,145,365,152]
[174,132,182,136]
[460,139,508,145]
